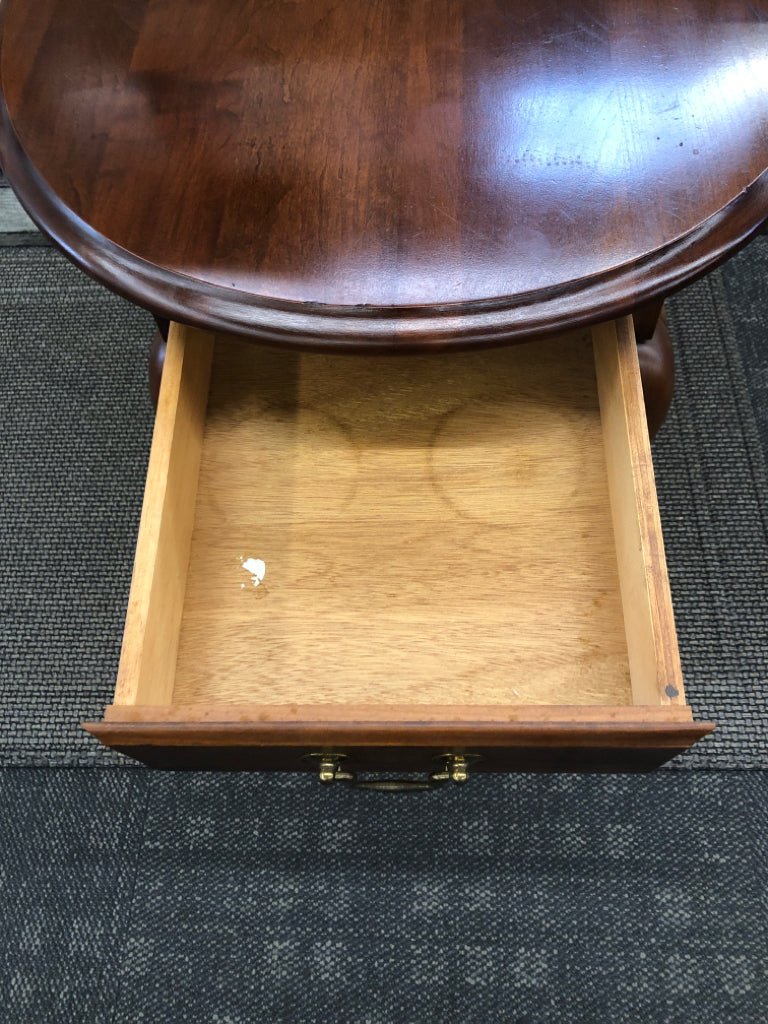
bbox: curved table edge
[2,94,767,351]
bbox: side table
[3,0,767,781]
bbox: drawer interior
[102,317,694,725]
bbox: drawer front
[86,719,713,774]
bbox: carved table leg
[633,301,674,439]
[148,316,168,408]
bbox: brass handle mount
[304,753,479,791]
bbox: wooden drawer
[84,317,713,782]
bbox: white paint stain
[240,556,266,587]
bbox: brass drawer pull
[306,753,477,791]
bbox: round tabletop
[2,0,768,350]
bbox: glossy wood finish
[144,310,675,435]
[148,325,167,407]
[84,718,713,774]
[636,307,675,438]
[2,0,768,349]
[87,703,712,772]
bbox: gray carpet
[1,768,767,1024]
[1,247,154,765]
[655,265,768,767]
[0,174,49,246]
[1,187,767,1022]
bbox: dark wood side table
[3,1,767,376]
[2,0,766,779]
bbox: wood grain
[90,318,715,768]
[114,322,214,705]
[155,327,634,708]
[83,719,714,774]
[593,317,685,706]
[102,704,695,724]
[86,719,711,748]
[2,0,768,347]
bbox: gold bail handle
[308,753,476,791]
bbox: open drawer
[85,317,713,780]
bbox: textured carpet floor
[1,247,154,764]
[2,768,767,1024]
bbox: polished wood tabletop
[1,0,767,349]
